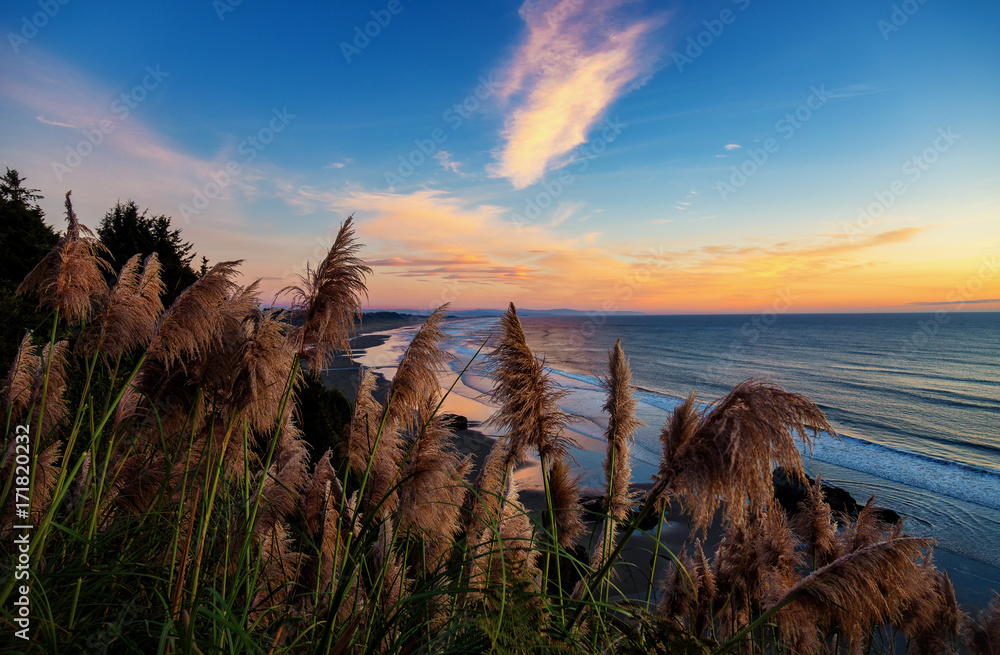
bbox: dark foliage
[296,371,353,460]
[0,168,59,371]
[96,200,198,303]
[0,168,58,282]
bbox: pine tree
[96,200,198,302]
[0,168,60,371]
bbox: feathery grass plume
[496,482,541,583]
[279,215,371,375]
[397,400,473,572]
[80,253,165,362]
[256,418,311,540]
[462,435,511,538]
[28,440,63,526]
[253,522,305,613]
[373,519,409,615]
[309,482,364,622]
[658,547,698,624]
[771,535,932,652]
[66,450,91,513]
[384,304,449,432]
[183,279,264,404]
[690,539,717,636]
[300,449,362,615]
[187,420,255,485]
[468,478,540,599]
[710,508,803,639]
[713,511,802,637]
[750,507,804,614]
[345,367,384,474]
[17,191,111,322]
[656,539,717,634]
[601,338,643,523]
[589,338,644,570]
[225,306,299,434]
[894,554,962,655]
[146,260,243,367]
[102,436,171,512]
[347,367,403,518]
[842,495,893,554]
[303,449,342,534]
[113,383,141,429]
[651,391,699,515]
[0,434,58,535]
[28,340,70,437]
[485,303,578,553]
[485,303,572,468]
[2,332,39,418]
[314,485,349,602]
[964,591,1000,655]
[651,378,832,533]
[793,475,841,568]
[126,361,205,444]
[549,455,583,549]
[710,520,753,633]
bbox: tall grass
[0,198,994,654]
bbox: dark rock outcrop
[440,414,468,431]
[772,467,901,524]
[582,493,663,531]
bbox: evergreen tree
[0,168,59,370]
[0,168,58,282]
[96,200,198,302]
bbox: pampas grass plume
[280,215,370,375]
[17,191,110,322]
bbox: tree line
[0,167,202,372]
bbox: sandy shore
[319,333,393,400]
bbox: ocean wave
[442,317,1000,513]
[543,361,1000,512]
[806,433,1000,511]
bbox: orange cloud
[489,0,665,188]
[264,182,994,313]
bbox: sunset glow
[1,1,997,314]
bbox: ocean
[356,312,1000,585]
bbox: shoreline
[319,323,1000,612]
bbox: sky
[1,0,998,314]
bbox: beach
[324,316,1000,612]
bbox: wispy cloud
[35,114,76,128]
[265,184,654,306]
[434,150,463,175]
[550,200,584,226]
[0,49,308,282]
[724,143,741,150]
[488,0,666,189]
[907,298,1000,306]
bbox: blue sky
[2,0,998,312]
